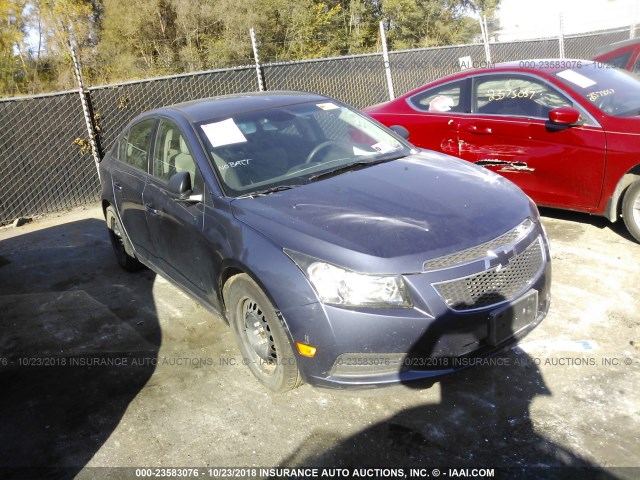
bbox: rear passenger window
[409,80,465,112]
[122,119,155,171]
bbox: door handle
[145,203,159,215]
[464,125,492,135]
[113,182,123,191]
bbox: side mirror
[548,107,580,125]
[167,171,192,199]
[390,125,410,140]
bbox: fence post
[558,13,566,59]
[69,39,102,181]
[631,22,636,39]
[479,16,492,64]
[250,28,265,92]
[379,21,395,101]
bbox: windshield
[554,64,640,117]
[196,100,411,196]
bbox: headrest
[179,136,189,155]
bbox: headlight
[284,250,412,308]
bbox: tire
[224,274,302,392]
[106,206,144,272]
[622,180,640,243]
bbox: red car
[593,39,640,73]
[364,60,640,242]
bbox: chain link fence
[262,54,389,109]
[0,91,100,224]
[89,66,258,160]
[390,44,487,96]
[0,26,635,224]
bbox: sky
[497,0,640,41]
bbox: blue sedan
[100,91,551,391]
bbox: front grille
[433,236,544,311]
[423,218,534,271]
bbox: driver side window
[152,119,201,191]
[474,75,572,119]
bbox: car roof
[432,59,597,81]
[388,59,596,101]
[155,91,329,123]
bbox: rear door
[376,79,469,156]
[112,118,157,260]
[457,73,607,209]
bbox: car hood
[231,151,536,274]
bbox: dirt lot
[0,204,638,480]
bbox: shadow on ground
[278,289,616,479]
[0,218,160,479]
[279,355,615,478]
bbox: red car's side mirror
[548,107,580,125]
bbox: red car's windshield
[554,64,640,117]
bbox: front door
[143,119,209,293]
[457,73,606,209]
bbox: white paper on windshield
[371,142,395,154]
[316,102,339,111]
[201,119,247,147]
[556,69,596,89]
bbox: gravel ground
[0,204,638,480]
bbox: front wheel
[224,274,302,392]
[622,180,640,243]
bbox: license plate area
[488,289,538,346]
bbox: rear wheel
[224,274,302,392]
[622,180,640,243]
[106,206,143,271]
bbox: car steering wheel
[595,95,616,114]
[305,141,352,164]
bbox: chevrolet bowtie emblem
[485,246,517,271]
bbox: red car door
[457,73,606,209]
[370,79,469,156]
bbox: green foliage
[1,1,29,96]
[0,0,499,95]
[382,0,485,49]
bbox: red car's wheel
[622,180,640,243]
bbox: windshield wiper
[236,184,302,199]
[308,153,405,182]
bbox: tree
[0,1,28,96]
[16,0,102,92]
[1,0,503,94]
[381,0,491,49]
[97,0,178,81]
